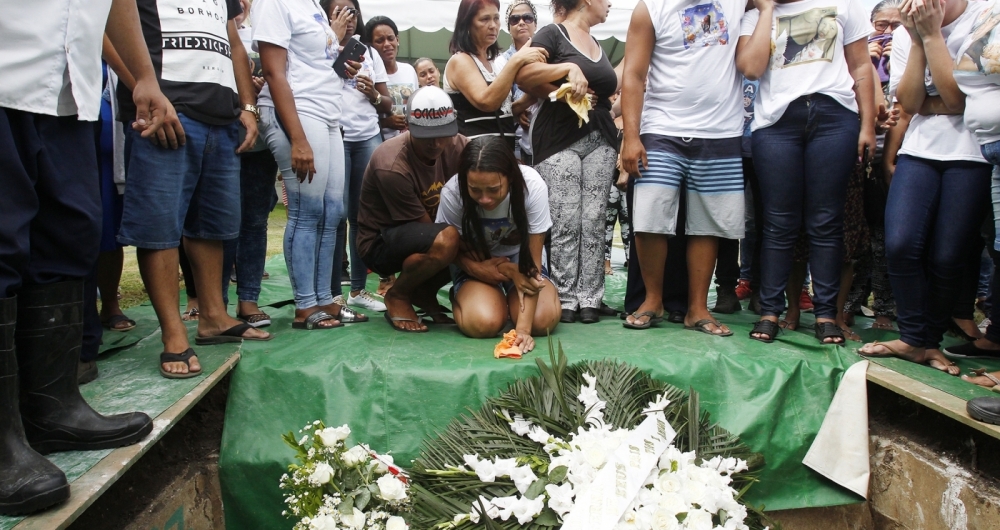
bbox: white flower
[472,459,497,482]
[340,507,366,529]
[683,509,714,530]
[342,445,370,467]
[544,482,575,516]
[643,394,671,415]
[492,457,517,478]
[489,495,519,520]
[309,514,339,530]
[650,508,679,530]
[376,474,407,501]
[386,515,408,530]
[308,463,334,485]
[511,495,545,524]
[470,495,500,523]
[527,426,551,445]
[316,425,351,447]
[655,472,681,494]
[509,415,534,436]
[509,466,538,495]
[372,453,395,474]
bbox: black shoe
[943,341,1000,360]
[0,295,70,516]
[16,282,153,455]
[77,360,98,385]
[968,397,1000,425]
[560,309,578,323]
[598,302,618,317]
[748,291,762,315]
[667,310,685,324]
[579,308,600,324]
[712,286,742,314]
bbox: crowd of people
[4,0,1000,516]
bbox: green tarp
[220,259,873,529]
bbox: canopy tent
[360,0,636,68]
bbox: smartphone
[251,55,263,78]
[333,38,367,79]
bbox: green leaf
[547,465,568,483]
[338,495,354,515]
[524,477,548,500]
[354,488,371,510]
[534,508,560,526]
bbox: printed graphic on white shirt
[772,7,839,69]
[679,2,731,49]
[159,0,237,92]
[956,2,1000,76]
[387,83,415,117]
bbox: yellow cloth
[549,83,591,127]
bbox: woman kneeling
[436,136,561,352]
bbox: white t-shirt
[251,0,342,126]
[954,0,1000,146]
[382,62,419,140]
[740,0,871,131]
[890,2,988,161]
[640,0,745,138]
[435,165,553,258]
[340,37,389,141]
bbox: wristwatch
[242,103,260,121]
[371,93,383,107]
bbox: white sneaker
[332,295,348,307]
[348,290,387,312]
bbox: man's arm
[104,0,185,147]
[102,34,136,90]
[228,20,258,152]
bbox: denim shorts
[117,113,241,249]
[450,253,549,295]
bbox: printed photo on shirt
[742,79,758,137]
[388,83,415,117]
[771,7,839,69]
[481,216,521,248]
[679,1,731,48]
[956,3,1000,75]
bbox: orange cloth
[494,330,522,359]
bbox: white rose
[683,509,713,530]
[310,514,338,530]
[342,445,370,467]
[340,507,366,529]
[650,508,679,530]
[655,473,681,494]
[509,465,538,495]
[317,425,351,447]
[377,474,407,501]
[308,463,334,485]
[386,515,408,530]
[373,453,395,474]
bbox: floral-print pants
[535,131,617,311]
[605,183,631,261]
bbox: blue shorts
[632,134,744,238]
[117,113,241,249]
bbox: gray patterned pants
[535,131,617,310]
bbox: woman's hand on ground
[513,329,535,353]
[291,138,316,182]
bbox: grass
[117,202,288,310]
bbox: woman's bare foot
[779,307,800,331]
[962,369,1000,388]
[953,317,984,340]
[604,260,613,276]
[836,313,860,342]
[858,340,959,375]
[292,306,341,329]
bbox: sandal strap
[160,348,197,364]
[751,319,779,338]
[815,321,844,339]
[337,306,366,323]
[306,310,335,325]
[973,369,1000,387]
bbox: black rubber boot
[16,282,153,454]
[0,296,70,516]
[711,286,742,314]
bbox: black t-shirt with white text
[118,0,242,126]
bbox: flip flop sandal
[384,312,428,333]
[778,319,798,331]
[102,314,136,332]
[181,308,200,321]
[749,320,779,343]
[814,322,845,345]
[335,305,368,323]
[291,310,343,330]
[238,312,272,328]
[160,348,202,379]
[685,318,733,337]
[968,369,1000,392]
[196,322,276,344]
[622,310,663,330]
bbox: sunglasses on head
[508,14,536,26]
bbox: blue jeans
[751,94,859,319]
[333,133,382,296]
[119,113,241,249]
[886,154,992,349]
[260,107,345,309]
[983,140,1000,250]
[222,149,280,305]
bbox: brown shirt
[357,132,469,258]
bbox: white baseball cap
[406,86,459,139]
